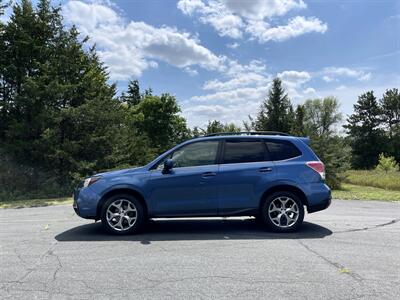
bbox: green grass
[344,170,400,191]
[0,197,73,209]
[332,183,400,201]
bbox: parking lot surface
[0,199,399,299]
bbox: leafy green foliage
[376,153,398,173]
[301,97,350,189]
[202,120,241,135]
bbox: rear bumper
[307,195,331,213]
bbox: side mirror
[162,159,175,174]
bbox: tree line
[0,0,399,200]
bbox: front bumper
[73,187,99,219]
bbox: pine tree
[344,91,384,169]
[123,79,141,106]
[291,104,306,136]
[255,78,293,133]
[380,88,400,163]
[0,0,8,139]
[202,120,241,134]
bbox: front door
[149,140,220,216]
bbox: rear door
[217,138,276,215]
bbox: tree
[0,0,130,196]
[202,120,241,134]
[255,78,293,133]
[376,153,398,173]
[344,91,384,169]
[303,97,341,136]
[380,88,400,163]
[303,97,350,189]
[380,88,400,137]
[291,104,306,136]
[131,93,190,152]
[122,79,141,107]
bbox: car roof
[190,134,300,142]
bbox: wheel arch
[96,188,148,220]
[259,184,309,211]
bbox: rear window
[223,139,266,164]
[265,140,301,161]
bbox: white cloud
[278,70,311,86]
[277,70,311,99]
[322,67,372,82]
[227,42,240,49]
[203,73,269,91]
[63,1,223,80]
[182,59,272,126]
[303,87,316,94]
[183,67,199,76]
[246,16,327,43]
[322,75,335,82]
[223,0,307,20]
[336,85,346,90]
[178,0,244,38]
[177,0,327,43]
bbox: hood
[96,166,147,178]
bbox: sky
[3,0,400,127]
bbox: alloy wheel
[268,196,299,228]
[106,199,137,231]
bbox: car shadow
[55,218,332,243]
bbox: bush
[0,149,71,201]
[376,153,398,173]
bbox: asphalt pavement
[0,199,399,299]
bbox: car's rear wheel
[261,191,304,232]
[101,194,145,235]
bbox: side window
[223,139,267,164]
[265,140,302,161]
[168,141,219,168]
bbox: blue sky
[4,0,400,127]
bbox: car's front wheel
[101,194,145,235]
[261,191,304,232]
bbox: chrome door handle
[201,172,217,178]
[259,167,272,173]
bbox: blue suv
[73,132,331,234]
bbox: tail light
[306,161,325,180]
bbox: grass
[344,170,400,191]
[332,183,400,202]
[0,197,73,209]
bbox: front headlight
[83,176,102,188]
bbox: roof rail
[204,131,290,137]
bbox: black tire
[260,191,304,232]
[101,194,145,235]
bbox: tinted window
[169,141,219,168]
[265,140,301,161]
[223,140,266,164]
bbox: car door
[217,138,276,215]
[149,140,220,216]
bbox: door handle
[201,172,217,178]
[259,167,272,173]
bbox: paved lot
[0,199,399,299]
